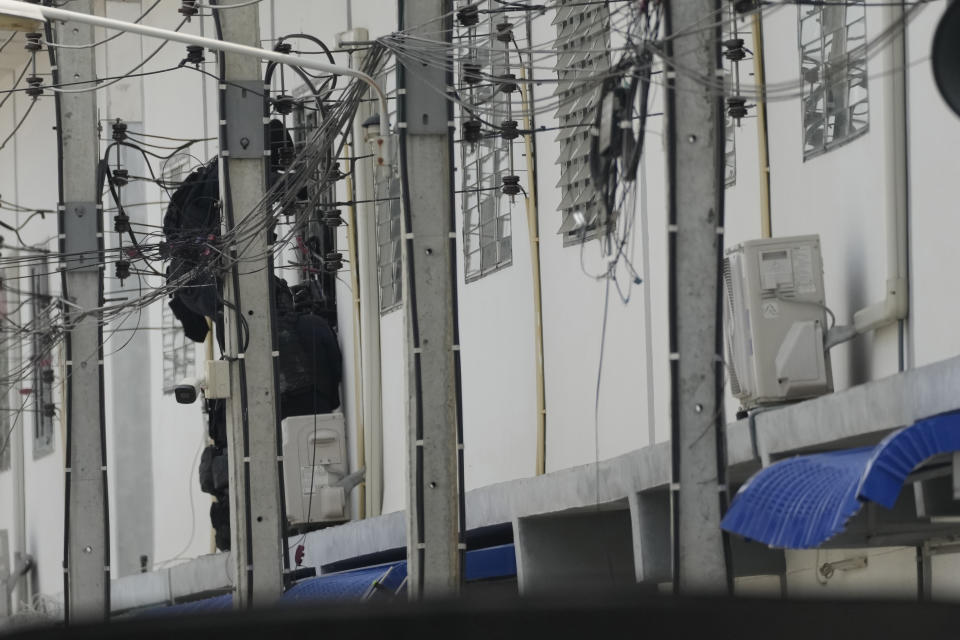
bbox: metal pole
[217,1,286,608]
[665,0,731,594]
[53,0,110,621]
[399,0,464,599]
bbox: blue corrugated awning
[132,544,516,616]
[135,593,233,617]
[464,543,517,581]
[282,561,406,603]
[284,543,517,603]
[722,410,960,549]
[135,563,404,617]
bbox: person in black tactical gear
[164,129,341,551]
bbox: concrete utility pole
[54,0,110,621]
[399,0,464,598]
[217,2,286,607]
[665,0,731,593]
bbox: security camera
[174,376,201,405]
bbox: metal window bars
[457,0,514,282]
[799,1,869,159]
[372,70,402,313]
[161,303,195,393]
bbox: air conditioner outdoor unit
[282,412,354,532]
[723,235,833,410]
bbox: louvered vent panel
[553,0,610,240]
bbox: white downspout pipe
[11,258,28,610]
[10,115,28,611]
[852,2,909,335]
[341,28,384,517]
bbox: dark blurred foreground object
[7,590,960,640]
[934,0,960,118]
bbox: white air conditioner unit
[282,413,353,531]
[723,235,833,410]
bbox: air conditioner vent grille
[722,257,742,397]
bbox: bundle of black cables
[588,45,654,238]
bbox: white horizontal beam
[0,0,389,137]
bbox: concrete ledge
[466,441,671,530]
[727,353,960,470]
[294,511,406,571]
[307,354,960,568]
[116,354,960,609]
[111,553,233,613]
[298,442,672,570]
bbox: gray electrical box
[724,235,834,409]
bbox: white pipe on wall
[852,2,909,335]
[10,99,28,610]
[0,0,390,138]
[11,260,28,609]
[358,124,384,518]
[343,144,367,518]
[341,28,384,517]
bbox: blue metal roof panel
[128,542,516,616]
[720,446,871,549]
[722,410,960,549]
[136,593,233,617]
[282,562,406,603]
[859,411,960,508]
[464,544,516,581]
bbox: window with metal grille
[457,0,514,281]
[373,147,402,313]
[291,88,319,149]
[31,267,54,459]
[372,73,402,313]
[798,1,868,159]
[290,88,340,313]
[162,154,190,191]
[725,110,736,187]
[162,303,195,393]
[554,0,610,244]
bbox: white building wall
[135,0,215,572]
[785,547,918,599]
[4,72,64,604]
[763,3,901,386]
[529,8,668,473]
[930,552,960,601]
[905,3,960,370]
[2,0,960,608]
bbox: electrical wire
[42,0,163,50]
[0,59,30,114]
[0,31,17,56]
[0,99,37,152]
[49,17,189,94]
